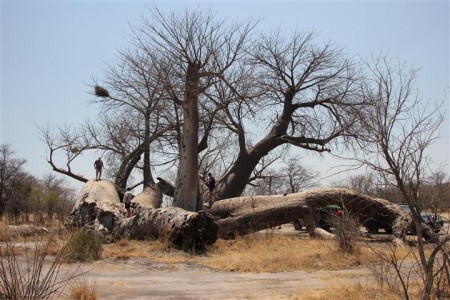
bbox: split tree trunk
[67,180,217,252]
[114,206,217,253]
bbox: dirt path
[77,258,372,299]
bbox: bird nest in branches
[94,85,110,97]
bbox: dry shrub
[366,242,449,299]
[332,213,361,254]
[67,278,97,300]
[0,232,85,300]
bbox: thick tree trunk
[174,62,201,212]
[115,144,145,191]
[70,182,430,253]
[114,206,217,253]
[209,188,407,239]
[215,96,294,200]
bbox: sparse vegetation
[67,278,97,300]
[64,231,103,263]
[104,233,371,273]
[296,282,403,300]
[332,211,361,254]
[0,230,84,300]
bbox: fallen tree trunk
[208,188,408,239]
[69,182,433,251]
[5,225,49,237]
[67,180,217,252]
[114,206,217,253]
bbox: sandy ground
[79,258,372,300]
[66,224,374,300]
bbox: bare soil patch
[76,257,373,299]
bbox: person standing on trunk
[94,157,104,181]
[206,173,216,207]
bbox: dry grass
[0,223,10,242]
[104,233,374,273]
[204,234,368,272]
[292,282,402,300]
[67,278,97,300]
[102,239,193,264]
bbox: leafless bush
[432,248,449,299]
[332,210,360,254]
[367,243,415,298]
[0,230,86,299]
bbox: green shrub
[64,232,103,263]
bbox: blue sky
[1,1,449,190]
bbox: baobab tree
[131,7,256,211]
[212,30,364,200]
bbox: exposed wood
[69,181,436,252]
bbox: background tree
[282,156,319,193]
[245,154,319,196]
[92,47,170,191]
[0,144,27,218]
[357,55,448,299]
[423,170,450,213]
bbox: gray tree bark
[208,188,409,239]
[114,206,217,253]
[67,180,217,252]
[69,182,432,253]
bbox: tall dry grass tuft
[0,223,9,242]
[67,278,97,300]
